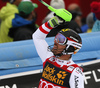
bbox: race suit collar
[55,57,75,67]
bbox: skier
[32,13,84,88]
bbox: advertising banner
[80,59,100,88]
[0,59,100,88]
[0,73,41,88]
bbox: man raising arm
[32,13,84,88]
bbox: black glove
[54,13,65,24]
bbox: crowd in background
[0,0,99,43]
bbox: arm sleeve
[69,67,84,88]
[32,22,53,62]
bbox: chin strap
[54,53,63,57]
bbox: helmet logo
[70,36,79,42]
[61,28,70,32]
[74,49,80,54]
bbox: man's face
[51,33,67,55]
[52,39,66,55]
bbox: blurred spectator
[86,12,95,33]
[42,0,65,24]
[0,0,22,43]
[0,0,38,43]
[8,1,38,41]
[90,1,100,32]
[67,3,82,33]
[67,3,82,14]
[0,0,21,20]
[67,3,90,33]
[67,3,82,26]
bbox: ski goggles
[54,33,67,45]
[55,33,82,49]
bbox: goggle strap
[67,40,82,49]
[67,52,74,54]
[66,45,70,49]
